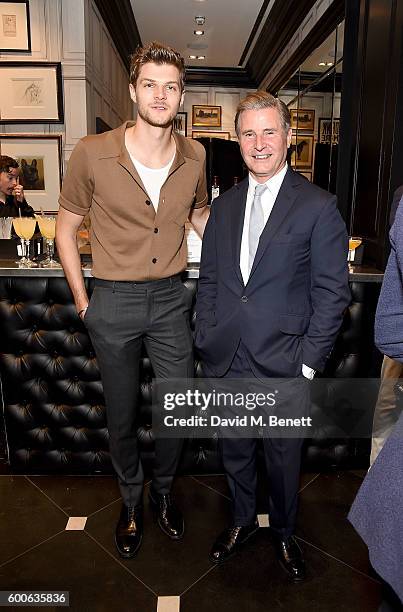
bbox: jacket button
[241,296,248,303]
[145,199,151,206]
[154,228,159,233]
[152,258,157,264]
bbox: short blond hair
[235,91,291,135]
[129,41,185,91]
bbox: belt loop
[112,281,116,293]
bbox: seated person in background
[0,155,35,218]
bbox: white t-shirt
[131,152,175,212]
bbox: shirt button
[145,199,151,206]
[152,258,157,264]
[241,296,248,303]
[154,228,159,233]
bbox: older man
[195,91,350,580]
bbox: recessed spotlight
[189,55,197,59]
[194,30,204,36]
[197,55,205,60]
[195,16,205,26]
[327,62,333,66]
[318,62,326,66]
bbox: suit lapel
[230,178,249,286]
[248,168,300,279]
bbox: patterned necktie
[249,183,267,273]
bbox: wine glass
[37,216,61,268]
[12,217,37,267]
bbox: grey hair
[235,91,291,136]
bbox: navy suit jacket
[194,168,351,378]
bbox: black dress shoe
[274,535,306,582]
[115,503,143,559]
[149,491,184,540]
[210,522,259,564]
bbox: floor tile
[181,529,382,612]
[157,595,180,611]
[296,471,373,576]
[0,476,67,566]
[65,517,87,530]
[28,475,121,516]
[190,474,230,499]
[86,476,231,595]
[0,530,156,612]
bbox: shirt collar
[248,162,288,195]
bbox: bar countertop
[0,261,383,282]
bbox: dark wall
[337,0,403,268]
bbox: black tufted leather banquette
[0,274,381,473]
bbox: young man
[0,155,35,217]
[195,91,350,581]
[56,41,209,558]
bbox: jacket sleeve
[301,196,351,372]
[194,201,217,335]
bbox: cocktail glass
[348,237,362,272]
[37,216,61,268]
[12,217,37,267]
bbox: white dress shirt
[239,163,315,380]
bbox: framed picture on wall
[299,171,312,181]
[173,111,187,136]
[0,134,62,212]
[192,130,230,140]
[290,135,314,169]
[0,0,31,52]
[192,105,222,127]
[0,62,64,123]
[290,109,315,131]
[318,118,340,144]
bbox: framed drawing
[290,109,315,131]
[0,0,31,52]
[318,118,340,144]
[192,131,230,140]
[290,135,314,169]
[0,62,63,123]
[173,111,187,136]
[0,134,62,212]
[192,105,221,127]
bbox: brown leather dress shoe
[209,522,259,564]
[115,503,143,559]
[149,491,184,540]
[274,535,306,581]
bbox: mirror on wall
[278,21,344,193]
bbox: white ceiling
[129,0,266,68]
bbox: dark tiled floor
[0,467,389,611]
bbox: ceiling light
[194,30,204,36]
[327,62,333,66]
[318,62,326,66]
[189,55,197,59]
[197,55,205,60]
[195,16,205,26]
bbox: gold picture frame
[192,131,230,140]
[192,105,222,128]
[290,109,315,132]
[290,135,314,169]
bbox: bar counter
[0,260,384,281]
[0,261,383,474]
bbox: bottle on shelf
[211,176,220,202]
[233,176,240,185]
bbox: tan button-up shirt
[59,121,208,281]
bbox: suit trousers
[84,276,194,507]
[220,343,305,538]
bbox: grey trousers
[370,355,403,466]
[84,276,194,506]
